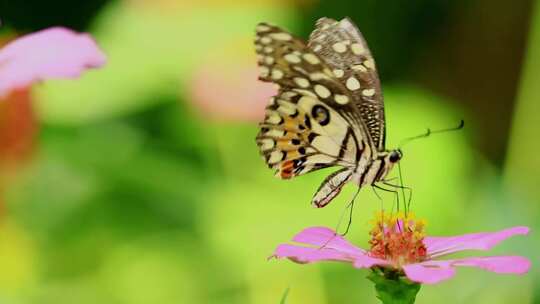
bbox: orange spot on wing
[280,160,294,179]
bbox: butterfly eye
[311,105,330,126]
[389,151,401,163]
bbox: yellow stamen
[368,212,428,268]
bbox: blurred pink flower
[0,27,106,97]
[273,213,530,284]
[190,62,276,122]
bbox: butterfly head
[388,149,403,163]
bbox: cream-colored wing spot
[350,43,365,55]
[303,53,320,65]
[333,69,344,78]
[363,58,375,70]
[270,32,292,41]
[293,77,310,88]
[284,53,301,64]
[332,42,347,53]
[362,89,375,97]
[346,77,361,91]
[271,69,284,80]
[334,94,349,105]
[314,84,331,98]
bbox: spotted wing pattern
[254,22,369,179]
[308,17,386,151]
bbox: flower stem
[367,268,421,304]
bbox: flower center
[368,212,427,268]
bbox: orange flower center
[368,212,427,268]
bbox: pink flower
[189,63,276,122]
[0,27,106,97]
[273,213,530,284]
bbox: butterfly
[255,17,402,208]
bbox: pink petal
[273,244,355,264]
[403,261,456,284]
[451,256,531,274]
[273,244,388,269]
[291,226,366,255]
[273,227,389,268]
[0,27,106,97]
[189,63,276,122]
[424,226,529,258]
[403,255,530,284]
[352,255,391,268]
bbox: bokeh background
[0,0,538,303]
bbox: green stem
[367,268,421,304]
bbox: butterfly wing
[254,22,369,179]
[308,17,386,151]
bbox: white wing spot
[271,69,284,80]
[332,42,347,53]
[303,53,320,65]
[264,56,274,65]
[257,24,271,32]
[364,59,375,70]
[268,151,284,164]
[259,139,274,150]
[334,94,349,105]
[362,89,376,97]
[351,43,365,55]
[260,37,272,44]
[270,32,292,41]
[259,66,270,77]
[281,91,297,99]
[352,64,368,72]
[266,112,281,124]
[309,72,328,81]
[263,46,274,54]
[314,84,331,98]
[346,77,361,91]
[313,44,322,52]
[294,88,317,98]
[293,77,310,88]
[267,129,285,137]
[333,69,344,78]
[284,53,301,64]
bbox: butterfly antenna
[398,120,464,149]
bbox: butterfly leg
[371,185,385,212]
[382,177,398,183]
[373,184,400,214]
[335,186,361,237]
[317,186,361,250]
[382,181,413,213]
[318,185,361,250]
